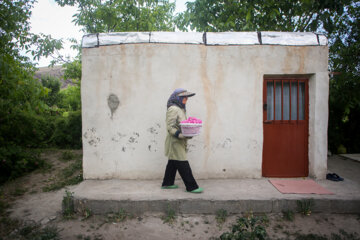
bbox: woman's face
[182,97,188,105]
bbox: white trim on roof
[206,32,259,45]
[99,32,150,45]
[82,32,328,48]
[82,34,98,48]
[150,32,204,44]
[318,34,328,46]
[261,32,319,46]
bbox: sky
[29,0,191,67]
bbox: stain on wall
[83,128,101,147]
[282,47,307,74]
[111,132,126,142]
[108,94,120,119]
[147,123,161,152]
[216,138,232,149]
[200,46,212,168]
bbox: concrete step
[71,178,360,215]
[70,156,360,215]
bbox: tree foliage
[0,0,81,183]
[55,0,176,33]
[328,4,360,152]
[175,0,350,33]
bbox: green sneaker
[161,185,179,189]
[187,187,203,193]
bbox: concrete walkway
[72,155,360,215]
[339,154,360,162]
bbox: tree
[328,4,360,153]
[0,0,67,183]
[41,75,62,107]
[55,0,176,33]
[175,0,351,34]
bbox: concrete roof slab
[261,31,319,46]
[82,32,328,48]
[150,31,203,44]
[206,32,259,45]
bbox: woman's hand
[178,134,193,139]
[178,133,186,139]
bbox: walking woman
[161,88,203,193]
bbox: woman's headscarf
[167,88,187,110]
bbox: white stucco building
[81,32,329,180]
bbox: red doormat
[269,179,334,195]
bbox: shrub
[41,75,61,107]
[0,109,55,148]
[58,85,81,111]
[218,212,268,240]
[50,110,82,149]
[0,145,44,184]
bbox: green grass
[162,205,176,224]
[215,209,228,226]
[81,208,92,220]
[62,189,75,219]
[60,150,78,161]
[217,212,269,240]
[43,158,83,192]
[19,224,60,240]
[107,209,132,223]
[297,199,315,216]
[11,186,28,197]
[282,209,295,221]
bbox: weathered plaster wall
[81,43,328,179]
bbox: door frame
[262,76,309,177]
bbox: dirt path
[1,151,360,240]
[52,212,360,240]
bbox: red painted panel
[262,79,309,177]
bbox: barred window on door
[266,79,305,121]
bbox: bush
[0,145,44,184]
[0,109,55,148]
[41,75,61,107]
[50,110,82,149]
[58,85,81,111]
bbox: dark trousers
[162,160,199,192]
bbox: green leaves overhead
[55,0,176,33]
[328,4,360,152]
[175,0,352,33]
[0,0,64,63]
[0,0,34,60]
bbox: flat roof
[82,31,328,48]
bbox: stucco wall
[81,43,328,179]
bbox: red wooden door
[262,78,309,177]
